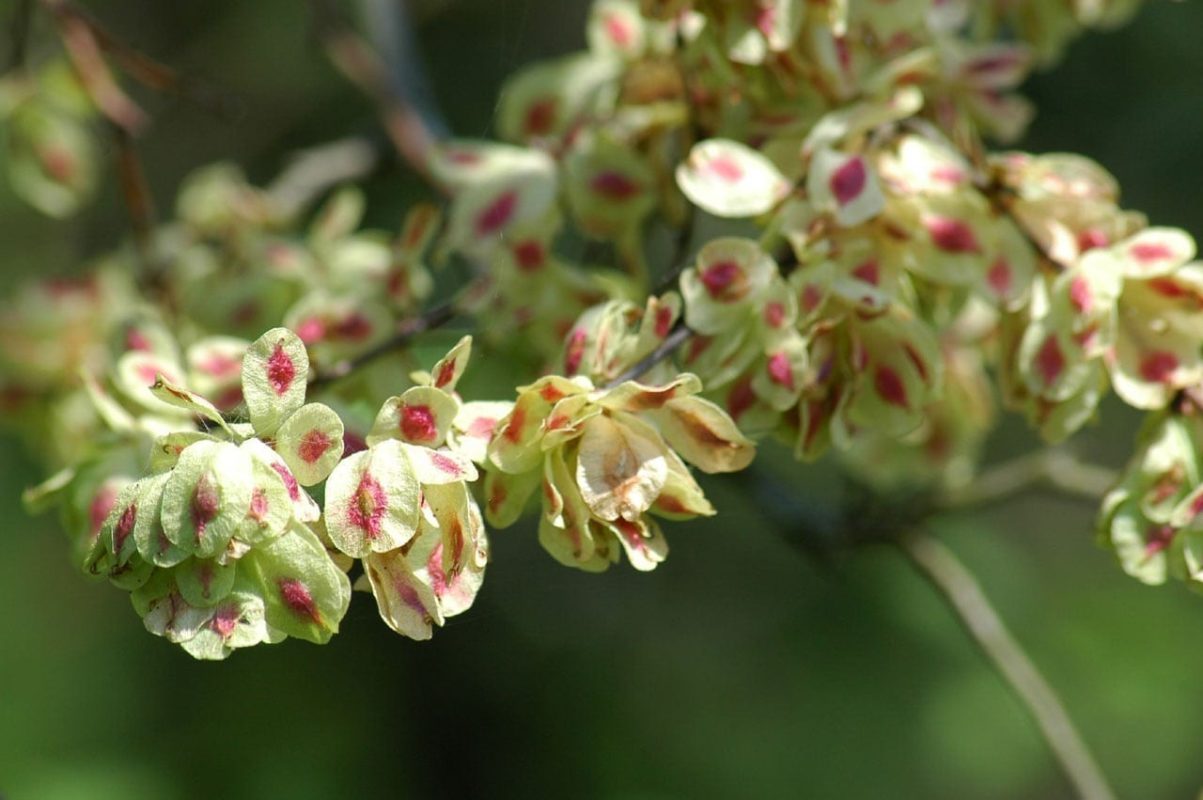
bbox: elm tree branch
[898,530,1115,800]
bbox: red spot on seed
[654,306,674,338]
[755,5,776,36]
[851,259,880,286]
[114,503,137,553]
[540,384,566,403]
[333,313,373,341]
[468,416,497,439]
[298,429,332,464]
[400,404,438,443]
[249,488,269,522]
[986,258,1012,295]
[707,156,744,183]
[1144,525,1177,559]
[727,375,756,421]
[565,329,588,375]
[800,284,822,313]
[435,359,457,388]
[191,473,221,541]
[1140,351,1178,384]
[829,157,867,206]
[270,462,301,502]
[504,408,526,443]
[927,216,981,253]
[125,328,151,352]
[429,452,463,477]
[343,431,368,457]
[347,473,387,539]
[767,352,795,390]
[266,343,296,396]
[1069,276,1092,313]
[200,353,241,378]
[89,484,118,538]
[1131,241,1174,265]
[874,366,909,409]
[930,165,965,185]
[1035,334,1065,386]
[513,240,545,272]
[903,344,930,383]
[524,98,557,137]
[278,578,322,624]
[700,260,743,300]
[476,191,519,237]
[591,171,640,201]
[296,317,325,344]
[210,604,241,638]
[1077,228,1109,252]
[604,13,633,47]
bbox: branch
[938,448,1118,509]
[604,322,693,389]
[310,0,441,186]
[44,0,146,135]
[40,0,235,119]
[898,530,1115,800]
[308,295,462,391]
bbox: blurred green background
[3,1,1203,797]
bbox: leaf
[324,440,421,557]
[676,139,790,218]
[274,402,346,485]
[242,327,310,436]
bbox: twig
[40,0,235,120]
[6,0,34,72]
[898,530,1115,800]
[43,0,146,134]
[938,448,1117,509]
[310,0,440,186]
[309,296,461,390]
[112,124,159,284]
[604,322,693,389]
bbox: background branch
[898,530,1115,800]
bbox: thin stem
[309,296,462,391]
[898,530,1115,800]
[112,124,161,288]
[310,0,441,187]
[43,0,146,134]
[938,448,1118,509]
[604,322,693,389]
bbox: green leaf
[160,441,255,559]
